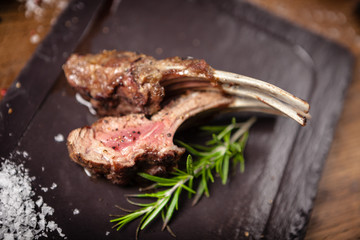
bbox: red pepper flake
[1,88,7,97]
[8,108,13,114]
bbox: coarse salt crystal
[47,221,57,231]
[3,233,14,240]
[73,208,80,215]
[0,156,65,239]
[23,151,29,158]
[35,196,43,208]
[54,134,64,142]
[50,182,57,190]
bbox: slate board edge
[229,1,355,239]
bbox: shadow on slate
[0,0,353,239]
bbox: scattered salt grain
[54,133,64,142]
[105,231,110,236]
[73,208,80,215]
[50,182,57,190]
[57,227,66,237]
[0,156,65,239]
[41,187,48,192]
[41,166,45,172]
[23,151,29,158]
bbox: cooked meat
[67,91,233,185]
[63,50,214,116]
[63,50,310,126]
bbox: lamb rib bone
[63,50,310,126]
[158,69,310,126]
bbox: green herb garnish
[110,117,256,237]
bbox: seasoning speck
[30,33,40,44]
[155,47,163,55]
[50,183,57,190]
[8,108,13,114]
[73,209,80,215]
[54,134,64,142]
[244,231,249,237]
[102,26,109,34]
[16,82,21,88]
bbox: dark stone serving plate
[0,0,353,239]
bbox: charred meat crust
[63,50,215,116]
[67,140,184,185]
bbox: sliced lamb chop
[64,50,310,126]
[67,91,233,185]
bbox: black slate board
[0,0,353,239]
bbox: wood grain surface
[0,1,359,239]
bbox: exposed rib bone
[158,66,310,116]
[222,86,309,126]
[214,70,310,113]
[229,98,285,116]
[160,75,310,126]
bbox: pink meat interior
[95,121,170,151]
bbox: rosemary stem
[230,117,256,143]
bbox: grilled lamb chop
[64,50,310,126]
[67,91,233,184]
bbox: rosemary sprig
[110,117,256,237]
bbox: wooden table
[1,1,359,239]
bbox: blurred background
[0,0,359,239]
